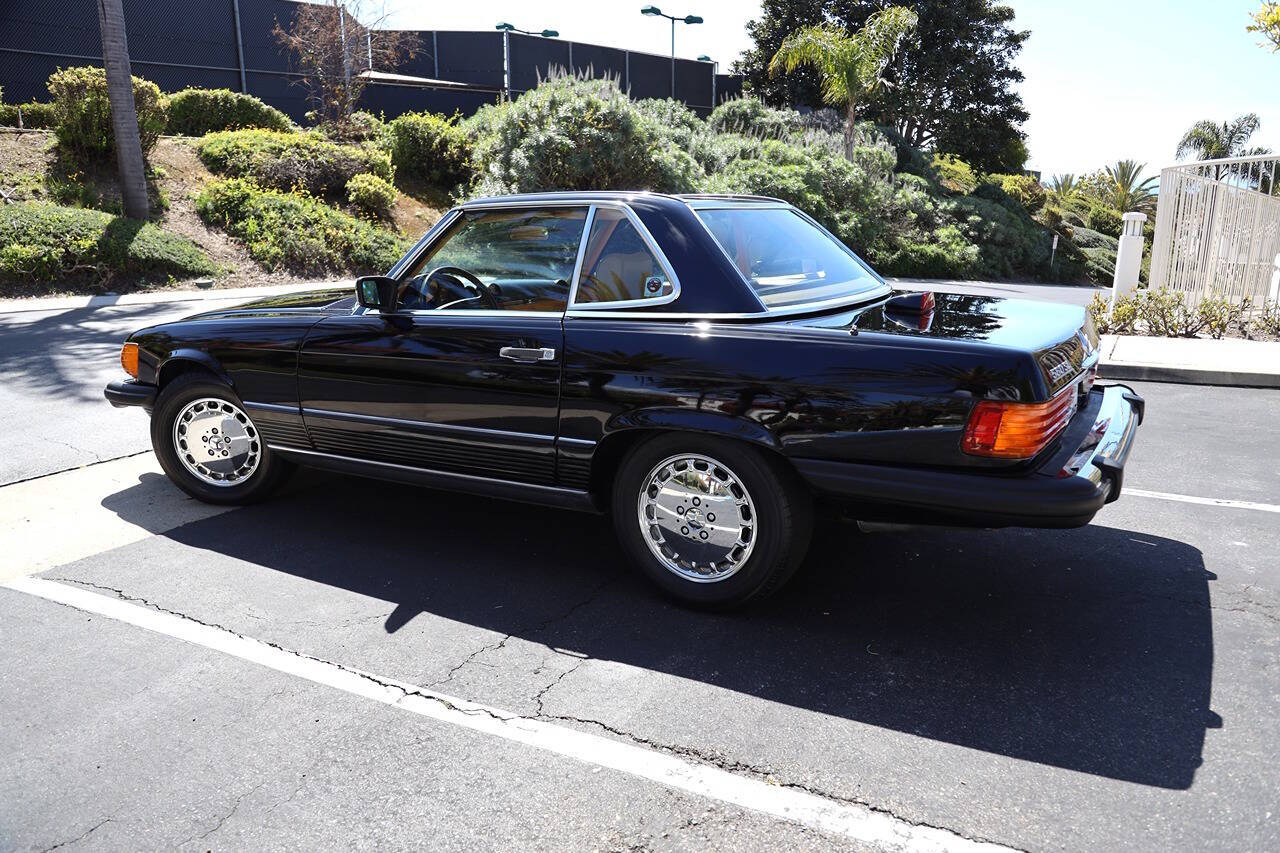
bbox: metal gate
[1149,154,1280,311]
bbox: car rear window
[695,207,882,310]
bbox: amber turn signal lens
[120,342,139,379]
[961,387,1076,459]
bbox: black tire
[150,372,293,505]
[612,434,813,610]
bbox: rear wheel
[150,372,293,505]
[612,434,812,609]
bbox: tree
[1248,2,1280,51]
[768,7,918,152]
[96,0,148,219]
[1103,160,1157,215]
[1175,114,1270,161]
[736,0,1031,174]
[275,0,418,126]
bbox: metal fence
[0,0,741,121]
[1149,155,1280,311]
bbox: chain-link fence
[1,0,742,121]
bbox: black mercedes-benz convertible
[106,191,1143,607]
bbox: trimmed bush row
[0,201,215,284]
[195,177,408,274]
[46,66,167,157]
[165,88,293,136]
[196,129,393,198]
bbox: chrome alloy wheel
[171,397,261,487]
[636,453,757,583]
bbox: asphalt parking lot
[2,293,1277,850]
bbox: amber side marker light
[962,386,1077,459]
[120,342,139,379]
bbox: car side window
[573,208,671,305]
[399,207,587,312]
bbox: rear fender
[603,408,780,450]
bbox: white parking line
[1126,488,1280,514]
[5,575,1010,853]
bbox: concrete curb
[0,279,352,315]
[1099,361,1280,388]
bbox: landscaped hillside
[1,67,1123,296]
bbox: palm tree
[96,0,149,219]
[768,6,918,154]
[1176,114,1271,162]
[1104,160,1158,215]
[1049,174,1077,196]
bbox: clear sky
[386,0,1279,180]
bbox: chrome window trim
[563,287,891,321]
[566,203,683,311]
[302,407,556,443]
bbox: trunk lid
[784,292,1097,397]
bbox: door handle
[499,346,556,363]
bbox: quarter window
[399,207,587,311]
[573,208,672,305]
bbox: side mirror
[355,275,399,311]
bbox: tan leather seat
[583,252,657,302]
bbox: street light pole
[640,6,702,100]
[495,23,561,100]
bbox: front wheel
[150,372,293,505]
[612,435,813,609]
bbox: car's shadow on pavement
[104,470,1214,791]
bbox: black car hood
[186,286,356,320]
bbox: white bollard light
[1270,253,1280,304]
[1111,212,1147,305]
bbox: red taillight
[962,386,1077,459]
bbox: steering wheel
[426,265,499,309]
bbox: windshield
[696,207,883,310]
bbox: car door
[297,204,589,486]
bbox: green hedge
[0,201,215,283]
[346,172,396,219]
[165,88,293,136]
[195,177,407,274]
[196,130,393,198]
[0,101,57,129]
[463,73,699,195]
[46,66,167,158]
[387,111,471,187]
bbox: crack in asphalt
[40,818,113,852]
[181,779,270,846]
[428,575,617,690]
[533,712,1026,851]
[44,576,1015,850]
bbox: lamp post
[496,22,560,100]
[640,6,702,99]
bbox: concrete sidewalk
[1100,334,1280,388]
[0,279,350,315]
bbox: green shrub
[930,153,977,195]
[196,177,408,274]
[993,173,1046,213]
[875,225,980,278]
[164,87,293,136]
[707,96,801,139]
[1248,300,1280,339]
[634,97,707,152]
[943,195,1061,280]
[463,73,699,195]
[0,201,214,284]
[320,111,388,145]
[0,101,58,129]
[387,111,471,187]
[1196,293,1246,339]
[196,129,393,198]
[346,172,396,219]
[46,66,166,158]
[1086,204,1123,238]
[1070,226,1118,251]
